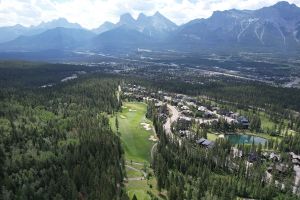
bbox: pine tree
[132,194,138,200]
[115,116,120,134]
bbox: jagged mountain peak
[92,21,116,34]
[114,11,178,38]
[211,9,252,19]
[119,13,135,25]
[175,1,300,52]
[35,18,82,30]
[273,1,297,9]
[137,13,147,20]
[153,11,164,17]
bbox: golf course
[110,102,156,163]
[110,102,163,200]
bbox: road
[162,104,183,146]
[163,104,180,136]
[151,143,157,160]
[293,165,300,193]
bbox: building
[196,138,215,149]
[231,147,243,158]
[179,130,194,138]
[267,164,288,174]
[177,116,192,130]
[198,106,207,112]
[290,152,300,166]
[238,116,250,129]
[248,152,259,163]
[180,105,190,111]
[182,109,193,116]
[155,102,164,108]
[269,152,281,162]
[164,96,172,102]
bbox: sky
[0,0,300,29]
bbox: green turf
[110,102,155,163]
[110,102,164,199]
[207,133,219,141]
[127,180,151,200]
[126,176,166,200]
[126,168,144,178]
[259,112,276,130]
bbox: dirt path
[126,165,147,177]
[125,165,146,181]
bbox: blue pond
[226,134,267,145]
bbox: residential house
[238,116,250,129]
[196,138,215,149]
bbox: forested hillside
[0,63,128,199]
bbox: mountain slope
[92,22,116,34]
[0,27,95,52]
[0,25,30,43]
[0,18,83,44]
[90,26,151,52]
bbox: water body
[226,134,267,145]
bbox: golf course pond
[226,134,268,145]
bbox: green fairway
[126,169,167,200]
[110,102,155,163]
[110,102,163,199]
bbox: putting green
[110,102,155,163]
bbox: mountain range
[0,1,300,54]
[171,1,300,52]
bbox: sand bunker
[140,122,152,131]
[120,115,126,119]
[149,135,158,142]
[122,106,127,109]
[129,109,137,112]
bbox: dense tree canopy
[0,63,127,199]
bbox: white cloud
[0,0,300,29]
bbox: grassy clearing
[110,102,155,163]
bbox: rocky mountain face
[93,12,177,39]
[92,22,116,34]
[85,12,178,51]
[173,1,300,51]
[34,18,82,30]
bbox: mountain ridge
[1,1,300,54]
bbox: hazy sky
[0,0,300,29]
